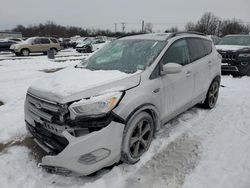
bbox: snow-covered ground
[0,51,250,188]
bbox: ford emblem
[35,103,42,109]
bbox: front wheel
[121,112,154,164]
[202,80,220,109]
[21,49,30,56]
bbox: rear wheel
[21,49,30,56]
[202,79,220,109]
[121,112,154,164]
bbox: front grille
[26,122,69,154]
[26,94,67,123]
[221,53,237,61]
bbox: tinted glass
[161,39,190,66]
[40,38,50,44]
[84,39,166,73]
[218,35,250,46]
[203,39,212,55]
[187,38,211,62]
[33,38,41,44]
[50,38,58,43]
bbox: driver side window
[33,38,41,44]
[162,39,190,66]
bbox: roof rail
[117,32,144,39]
[166,31,206,40]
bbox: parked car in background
[76,37,110,53]
[0,39,17,52]
[10,37,61,56]
[216,34,250,76]
[8,38,24,43]
[59,38,71,49]
[208,35,221,45]
[69,36,86,49]
[24,32,221,176]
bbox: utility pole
[121,22,126,33]
[114,23,117,33]
[142,20,145,33]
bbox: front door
[160,39,194,121]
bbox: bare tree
[166,27,179,33]
[195,12,220,35]
[144,23,153,33]
[220,19,249,36]
[185,22,196,31]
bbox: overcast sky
[1,0,250,32]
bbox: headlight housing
[69,92,123,119]
[239,53,250,58]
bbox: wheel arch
[213,74,221,83]
[125,103,161,132]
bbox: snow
[215,45,250,51]
[30,67,134,99]
[1,51,250,188]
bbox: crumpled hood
[28,67,141,104]
[216,45,250,51]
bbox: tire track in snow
[126,134,201,188]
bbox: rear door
[40,38,51,52]
[31,38,42,52]
[187,38,211,101]
[160,39,195,120]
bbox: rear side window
[40,38,50,44]
[203,39,212,55]
[187,38,212,62]
[50,38,58,43]
[33,38,41,44]
[161,39,190,66]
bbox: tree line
[12,21,136,38]
[11,12,250,38]
[184,12,249,36]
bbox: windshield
[83,39,166,73]
[218,36,250,46]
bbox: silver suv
[24,32,221,176]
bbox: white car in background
[76,37,110,53]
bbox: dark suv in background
[216,34,250,76]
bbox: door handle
[186,71,192,77]
[208,61,212,66]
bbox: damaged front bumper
[26,120,125,176]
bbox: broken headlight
[69,92,123,119]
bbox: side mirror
[161,63,183,75]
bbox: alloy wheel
[208,81,219,108]
[129,118,153,159]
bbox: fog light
[78,148,111,165]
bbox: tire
[85,45,92,53]
[202,79,220,109]
[21,49,30,56]
[121,112,154,164]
